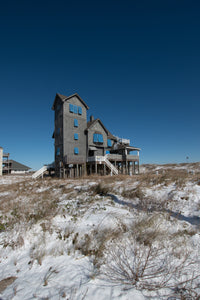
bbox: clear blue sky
[0,0,200,170]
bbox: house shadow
[108,194,200,227]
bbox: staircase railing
[104,157,118,175]
[88,156,118,175]
[32,165,48,179]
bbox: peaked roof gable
[9,160,31,171]
[87,118,116,140]
[52,93,89,110]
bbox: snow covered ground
[0,163,199,299]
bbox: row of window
[57,147,111,156]
[74,119,78,127]
[93,134,112,147]
[93,133,103,143]
[56,147,79,155]
[107,139,112,147]
[56,131,112,157]
[74,108,79,152]
[69,104,82,115]
[56,148,60,155]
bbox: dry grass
[1,165,196,233]
[102,236,200,297]
[90,183,111,196]
[72,226,123,269]
[0,166,199,297]
[0,178,70,231]
[100,215,200,297]
[121,186,144,199]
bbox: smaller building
[7,160,31,174]
[0,147,31,174]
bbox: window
[74,133,78,140]
[93,133,98,143]
[74,119,78,127]
[107,139,112,147]
[69,104,82,115]
[56,147,60,155]
[98,134,103,143]
[93,133,103,143]
[56,128,60,135]
[57,104,61,111]
[69,103,74,113]
[74,147,79,154]
[74,105,78,114]
[78,106,82,115]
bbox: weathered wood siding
[0,147,2,176]
[54,97,64,169]
[63,96,87,164]
[87,121,108,156]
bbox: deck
[87,154,139,163]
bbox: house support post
[84,163,86,176]
[76,164,78,177]
[95,161,97,174]
[80,165,83,177]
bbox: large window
[74,147,79,154]
[69,104,82,115]
[56,128,60,135]
[74,119,78,127]
[56,147,60,155]
[107,139,112,147]
[93,133,103,143]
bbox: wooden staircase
[32,165,48,179]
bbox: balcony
[107,154,139,161]
[87,154,139,163]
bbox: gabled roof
[87,118,116,140]
[52,93,89,110]
[9,160,31,171]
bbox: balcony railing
[87,156,104,162]
[107,154,139,161]
[87,154,139,162]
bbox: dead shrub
[73,227,123,268]
[101,234,200,296]
[91,183,110,196]
[121,186,144,199]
